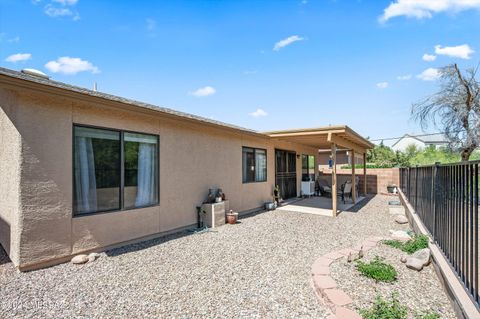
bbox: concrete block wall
[319,168,400,194]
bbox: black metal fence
[400,162,479,307]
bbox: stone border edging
[398,190,480,319]
[310,236,385,319]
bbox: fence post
[433,162,440,239]
[415,165,419,210]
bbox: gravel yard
[330,243,457,318]
[0,195,453,318]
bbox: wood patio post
[331,143,337,216]
[351,150,356,203]
[363,152,367,195]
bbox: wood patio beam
[268,129,345,138]
[363,153,367,195]
[351,150,356,203]
[331,142,337,217]
[327,133,365,155]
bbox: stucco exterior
[0,79,321,270]
[0,88,22,266]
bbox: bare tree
[412,63,480,161]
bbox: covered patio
[266,125,374,217]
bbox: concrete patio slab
[277,196,366,217]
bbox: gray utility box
[201,200,229,228]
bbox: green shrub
[383,239,404,250]
[360,293,407,319]
[356,256,397,282]
[415,313,440,319]
[383,235,429,254]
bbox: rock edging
[310,236,385,319]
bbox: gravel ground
[0,195,447,319]
[330,235,457,318]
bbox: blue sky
[1,0,480,142]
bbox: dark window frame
[242,146,267,183]
[72,123,160,218]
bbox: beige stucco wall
[0,85,318,269]
[0,88,22,265]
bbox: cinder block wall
[319,168,400,194]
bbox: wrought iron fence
[400,161,479,307]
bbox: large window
[242,147,267,183]
[73,125,158,216]
[302,154,315,181]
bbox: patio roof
[264,125,374,154]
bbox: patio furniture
[316,179,332,197]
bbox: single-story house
[390,133,450,152]
[0,67,373,271]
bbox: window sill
[242,181,267,184]
[73,203,160,218]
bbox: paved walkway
[1,195,404,318]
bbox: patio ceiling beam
[267,129,345,138]
[327,133,365,155]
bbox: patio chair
[340,181,352,204]
[316,179,332,197]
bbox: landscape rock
[400,256,407,263]
[406,258,424,271]
[71,254,88,264]
[88,252,101,262]
[406,248,431,271]
[389,230,411,241]
[394,215,409,224]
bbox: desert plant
[356,256,397,282]
[383,235,429,254]
[360,293,407,319]
[415,312,440,319]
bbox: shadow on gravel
[339,194,375,214]
[105,230,195,257]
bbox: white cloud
[422,53,436,61]
[45,57,99,75]
[434,44,474,59]
[44,5,73,17]
[43,0,79,20]
[243,70,258,75]
[380,0,480,22]
[7,36,20,43]
[52,0,78,5]
[273,35,304,51]
[397,74,412,80]
[417,68,440,81]
[146,18,156,31]
[376,82,389,89]
[5,53,32,63]
[249,108,268,118]
[189,86,216,97]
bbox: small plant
[356,256,397,282]
[415,312,440,319]
[360,293,407,319]
[383,235,429,254]
[383,239,403,250]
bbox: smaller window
[242,147,267,183]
